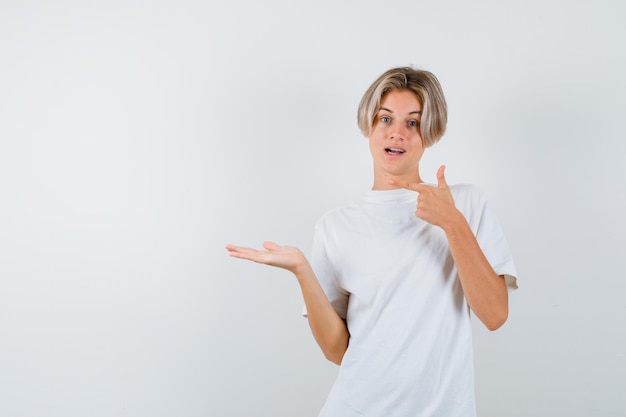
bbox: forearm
[443,212,508,330]
[294,263,349,365]
[225,242,349,363]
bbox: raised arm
[226,242,350,364]
[390,166,508,331]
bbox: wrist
[293,259,313,281]
[441,209,468,236]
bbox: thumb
[262,241,280,251]
[437,165,448,189]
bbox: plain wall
[1,0,624,416]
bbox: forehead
[379,89,422,111]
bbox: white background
[1,0,624,416]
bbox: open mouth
[385,147,405,155]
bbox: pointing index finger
[388,179,432,192]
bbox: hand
[225,241,308,275]
[389,165,462,229]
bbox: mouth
[385,147,405,155]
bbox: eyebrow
[379,107,422,115]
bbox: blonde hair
[357,67,448,147]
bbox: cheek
[369,124,382,137]
[414,133,424,149]
[367,137,376,153]
[368,129,382,146]
[368,135,383,157]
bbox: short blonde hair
[357,67,448,147]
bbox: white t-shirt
[308,184,518,417]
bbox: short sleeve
[458,185,519,290]
[302,221,350,318]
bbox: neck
[372,171,422,190]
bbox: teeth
[387,148,405,153]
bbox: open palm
[225,241,307,275]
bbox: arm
[295,261,350,364]
[225,242,350,364]
[390,166,508,331]
[440,215,508,330]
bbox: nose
[389,123,408,140]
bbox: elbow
[309,317,350,365]
[325,352,343,366]
[484,307,508,331]
[323,345,347,365]
[485,319,505,331]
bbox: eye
[380,116,391,124]
[408,120,420,128]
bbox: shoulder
[315,201,360,230]
[313,195,371,239]
[449,182,484,196]
[449,183,492,221]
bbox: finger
[388,178,410,188]
[225,244,259,257]
[437,165,448,189]
[225,243,246,252]
[388,179,429,192]
[262,241,280,251]
[411,183,434,193]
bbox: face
[368,89,424,189]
